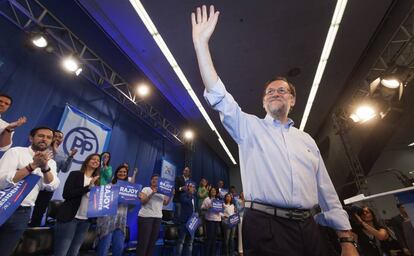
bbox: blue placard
[0,175,41,225]
[186,213,201,237]
[226,213,240,228]
[117,181,142,205]
[211,199,224,213]
[87,184,119,217]
[157,177,174,196]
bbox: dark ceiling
[21,0,414,174]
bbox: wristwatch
[338,237,357,247]
[41,167,51,173]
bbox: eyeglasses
[265,87,291,96]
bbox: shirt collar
[264,114,294,128]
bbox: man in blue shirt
[191,5,358,256]
[176,182,196,256]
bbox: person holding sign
[137,174,172,256]
[191,5,357,256]
[201,187,222,256]
[0,126,59,255]
[96,164,134,256]
[54,153,100,256]
[222,193,236,256]
[177,182,197,256]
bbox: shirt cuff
[314,208,351,230]
[203,78,227,108]
[0,172,18,190]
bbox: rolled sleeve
[40,161,60,191]
[0,126,13,152]
[203,78,227,108]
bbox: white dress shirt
[204,78,351,230]
[0,146,60,206]
[0,117,13,151]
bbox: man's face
[218,180,224,188]
[183,167,190,177]
[30,129,54,151]
[0,96,11,114]
[262,80,295,117]
[54,132,64,146]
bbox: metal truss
[0,0,184,145]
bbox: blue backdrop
[0,18,229,241]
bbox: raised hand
[69,148,78,157]
[191,5,220,47]
[90,175,100,187]
[33,151,51,170]
[7,116,27,129]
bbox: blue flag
[211,199,224,213]
[219,188,228,199]
[117,181,142,205]
[186,213,201,238]
[0,174,41,225]
[87,184,119,217]
[157,177,174,196]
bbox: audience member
[222,193,236,256]
[54,153,100,256]
[235,191,245,256]
[390,203,414,255]
[0,126,59,255]
[0,93,27,151]
[100,151,112,185]
[353,206,389,256]
[30,129,78,227]
[96,165,133,256]
[201,187,222,256]
[197,177,209,211]
[136,174,172,256]
[177,182,196,256]
[174,166,191,221]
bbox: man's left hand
[69,148,78,157]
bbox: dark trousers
[242,209,328,256]
[0,206,32,255]
[136,217,161,256]
[205,220,220,256]
[29,190,53,227]
[222,222,235,256]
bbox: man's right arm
[0,149,30,189]
[192,5,220,91]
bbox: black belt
[245,201,319,221]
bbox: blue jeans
[176,223,194,256]
[0,206,31,255]
[222,223,235,256]
[97,228,125,256]
[54,218,90,256]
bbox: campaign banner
[210,199,224,213]
[87,184,119,217]
[117,181,142,205]
[186,213,201,238]
[157,177,174,196]
[0,175,41,225]
[225,213,240,228]
[219,188,228,199]
[161,159,176,211]
[53,105,111,200]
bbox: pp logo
[63,127,99,164]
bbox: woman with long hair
[354,206,389,256]
[136,174,172,256]
[222,192,236,256]
[201,187,222,256]
[100,151,112,185]
[96,164,132,256]
[54,153,100,256]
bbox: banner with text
[87,184,119,217]
[117,181,142,206]
[157,177,174,196]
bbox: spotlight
[369,74,404,101]
[31,35,48,48]
[136,84,150,97]
[62,56,79,72]
[381,76,401,89]
[75,68,83,76]
[349,105,377,123]
[183,130,194,140]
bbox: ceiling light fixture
[129,0,237,164]
[300,0,348,131]
[62,56,79,72]
[31,35,48,48]
[136,84,150,97]
[183,129,194,140]
[349,105,377,123]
